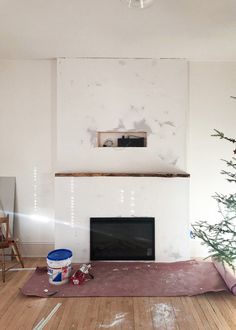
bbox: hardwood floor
[0,258,235,330]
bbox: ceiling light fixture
[122,0,155,9]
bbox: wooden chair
[0,214,24,282]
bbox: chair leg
[11,245,19,262]
[1,249,5,283]
[11,247,15,260]
[12,242,24,268]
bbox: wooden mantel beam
[55,172,190,178]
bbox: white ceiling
[0,0,236,60]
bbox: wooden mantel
[55,172,190,178]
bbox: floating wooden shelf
[55,172,190,178]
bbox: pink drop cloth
[20,260,235,298]
[212,260,236,295]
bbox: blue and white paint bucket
[47,249,72,285]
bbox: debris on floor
[33,303,62,330]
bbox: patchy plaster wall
[56,58,188,173]
[55,58,190,262]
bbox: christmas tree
[192,129,236,270]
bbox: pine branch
[221,170,236,181]
[213,193,236,210]
[192,220,236,269]
[192,129,236,270]
[212,129,236,144]
[221,158,236,169]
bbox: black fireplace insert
[90,217,155,260]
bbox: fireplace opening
[90,217,155,260]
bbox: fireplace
[55,176,190,262]
[90,217,155,260]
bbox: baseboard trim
[19,242,54,257]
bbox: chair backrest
[0,214,9,247]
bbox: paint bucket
[47,249,72,285]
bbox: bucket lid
[47,249,72,261]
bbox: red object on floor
[21,260,233,298]
[71,270,86,285]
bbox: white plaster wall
[55,177,190,262]
[57,58,188,173]
[0,60,55,255]
[188,62,236,257]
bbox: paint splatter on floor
[99,313,128,328]
[151,303,179,329]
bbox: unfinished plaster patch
[158,154,165,161]
[158,153,179,166]
[151,303,179,329]
[113,119,126,130]
[158,121,176,128]
[130,105,145,114]
[169,157,179,166]
[87,128,97,146]
[133,119,153,134]
[170,251,182,259]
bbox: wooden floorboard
[0,258,235,330]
